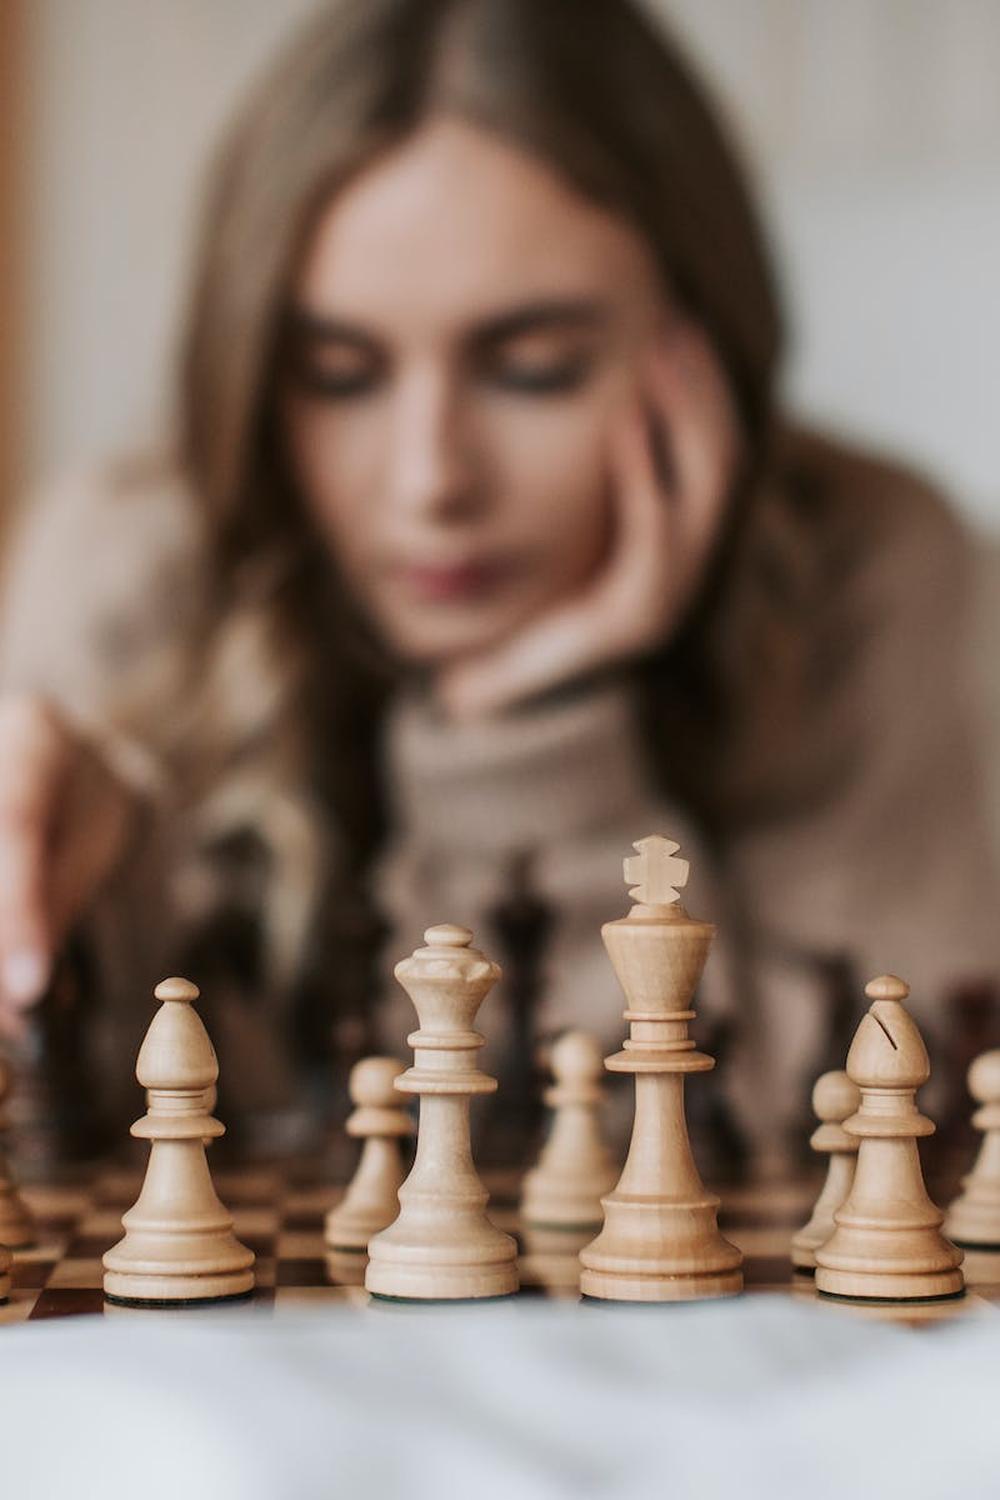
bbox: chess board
[3,1165,1000,1327]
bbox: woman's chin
[373,600,537,670]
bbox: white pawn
[791,1070,860,1272]
[521,1031,617,1230]
[366,925,518,1301]
[946,1050,1000,1247]
[0,1057,34,1248]
[103,977,255,1305]
[325,1057,411,1252]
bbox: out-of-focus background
[3,0,999,534]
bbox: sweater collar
[382,680,655,857]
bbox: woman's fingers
[438,322,742,721]
[0,699,66,1010]
[440,391,677,719]
[645,322,742,543]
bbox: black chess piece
[14,932,114,1174]
[484,849,555,1167]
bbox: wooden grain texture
[815,976,965,1302]
[579,839,743,1302]
[946,1049,1000,1248]
[520,1031,617,1231]
[791,1069,860,1271]
[102,977,255,1304]
[365,926,519,1301]
[324,1055,410,1253]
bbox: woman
[0,0,996,1169]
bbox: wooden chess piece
[0,1056,35,1248]
[365,925,519,1301]
[324,1056,411,1252]
[946,1049,1000,1248]
[815,975,964,1302]
[579,837,743,1302]
[518,1221,591,1295]
[0,1236,10,1303]
[521,1031,617,1230]
[791,1070,861,1272]
[103,977,255,1305]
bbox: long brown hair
[163,0,791,1001]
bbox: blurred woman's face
[283,117,668,665]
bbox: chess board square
[94,1171,143,1205]
[0,1290,37,1324]
[215,1169,281,1204]
[22,1186,91,1221]
[30,1287,105,1319]
[15,1235,67,1264]
[276,1230,328,1260]
[11,1258,54,1290]
[77,1209,126,1238]
[284,1186,340,1217]
[47,1257,105,1290]
[230,1207,280,1237]
[66,1233,118,1259]
[252,1256,277,1289]
[275,1285,367,1308]
[275,1257,328,1288]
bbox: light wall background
[21,0,1000,527]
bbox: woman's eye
[292,362,380,400]
[490,357,592,395]
[299,369,378,399]
[285,334,383,401]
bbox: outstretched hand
[436,320,741,720]
[0,698,136,1040]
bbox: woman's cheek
[285,404,382,546]
[492,395,613,524]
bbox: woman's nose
[386,371,483,525]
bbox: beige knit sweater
[2,449,998,1167]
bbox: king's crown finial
[623,835,689,906]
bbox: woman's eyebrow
[285,308,375,347]
[286,299,611,347]
[469,298,611,345]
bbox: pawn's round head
[349,1056,405,1108]
[864,974,910,1005]
[154,977,201,1005]
[551,1030,604,1084]
[968,1049,1000,1105]
[137,975,216,1092]
[812,1069,860,1124]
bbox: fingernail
[2,950,51,1006]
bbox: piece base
[103,1267,255,1303]
[815,1268,965,1302]
[104,1287,255,1310]
[579,1268,743,1303]
[369,1290,516,1307]
[365,1264,519,1301]
[817,1286,966,1307]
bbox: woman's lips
[392,557,510,602]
